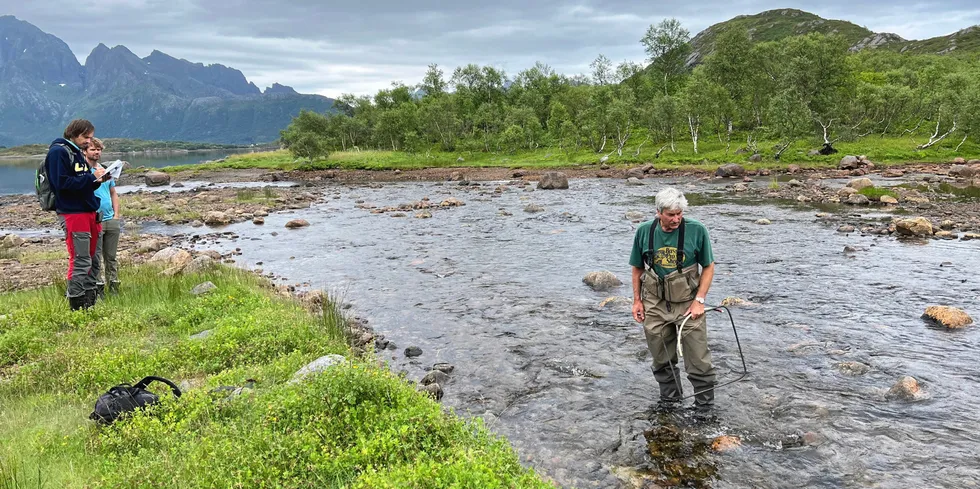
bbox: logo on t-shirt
[654,247,685,269]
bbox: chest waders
[641,219,749,403]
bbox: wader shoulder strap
[643,218,686,272]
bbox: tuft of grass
[0,264,550,488]
[858,186,899,200]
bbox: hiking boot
[84,289,98,308]
[108,281,120,295]
[68,295,87,311]
[96,283,106,300]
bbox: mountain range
[0,15,334,147]
[2,10,978,147]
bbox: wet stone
[405,346,423,358]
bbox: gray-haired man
[629,187,717,409]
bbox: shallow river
[156,177,980,487]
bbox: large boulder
[715,164,746,178]
[290,354,347,383]
[922,306,973,329]
[149,247,192,268]
[144,171,171,187]
[203,211,231,226]
[846,193,870,205]
[183,255,215,274]
[537,171,569,190]
[847,178,874,191]
[1,234,25,248]
[839,155,860,170]
[895,217,934,237]
[948,165,979,178]
[625,167,645,179]
[583,271,623,291]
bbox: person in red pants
[45,119,111,310]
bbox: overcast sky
[4,1,979,97]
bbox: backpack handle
[134,376,182,398]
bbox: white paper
[104,160,124,180]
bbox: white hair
[655,187,688,213]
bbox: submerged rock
[886,376,924,401]
[421,370,450,386]
[418,383,443,401]
[711,435,742,452]
[583,271,623,291]
[835,361,871,376]
[922,306,973,329]
[405,346,423,358]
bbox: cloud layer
[5,0,979,96]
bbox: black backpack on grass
[90,376,182,424]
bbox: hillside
[0,15,335,147]
[686,8,980,65]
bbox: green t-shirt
[629,217,714,277]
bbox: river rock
[748,153,762,162]
[837,225,856,233]
[720,297,748,307]
[191,281,217,295]
[711,435,742,452]
[715,164,746,178]
[846,193,870,205]
[624,210,644,222]
[948,165,978,178]
[524,204,545,213]
[144,171,170,187]
[732,183,748,192]
[626,177,645,186]
[922,306,973,329]
[149,247,192,267]
[421,370,450,386]
[183,255,215,274]
[835,361,870,376]
[432,363,455,374]
[285,219,309,229]
[405,346,423,358]
[755,218,771,225]
[252,217,265,225]
[837,187,858,198]
[839,155,860,170]
[882,169,904,178]
[583,271,622,291]
[440,197,465,207]
[1,234,25,248]
[538,171,569,190]
[204,211,231,226]
[135,238,167,253]
[880,195,899,205]
[787,179,804,188]
[290,354,347,382]
[962,233,980,241]
[787,164,801,173]
[953,157,966,164]
[895,217,934,237]
[847,178,874,191]
[886,376,924,401]
[598,296,631,309]
[418,383,443,401]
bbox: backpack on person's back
[36,143,77,211]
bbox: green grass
[858,186,899,200]
[162,133,980,174]
[0,265,551,488]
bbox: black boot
[84,289,98,308]
[69,295,87,311]
[96,283,106,300]
[108,281,120,295]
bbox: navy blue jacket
[45,138,100,214]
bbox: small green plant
[768,178,780,190]
[858,186,899,200]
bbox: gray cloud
[4,0,979,96]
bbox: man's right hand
[632,300,645,323]
[93,167,107,181]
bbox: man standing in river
[45,119,110,310]
[629,187,717,410]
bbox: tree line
[281,20,980,162]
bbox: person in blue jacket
[45,119,110,310]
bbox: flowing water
[0,149,252,195]
[72,177,980,487]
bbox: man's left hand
[685,300,705,319]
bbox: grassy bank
[163,135,979,173]
[0,265,551,488]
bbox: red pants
[60,213,102,297]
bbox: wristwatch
[695,296,705,304]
